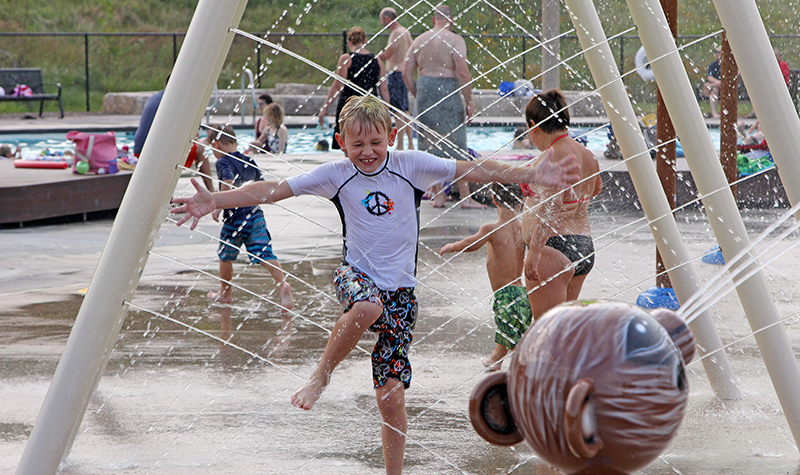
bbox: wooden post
[655,0,677,289]
[719,32,739,197]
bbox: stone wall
[102,83,605,118]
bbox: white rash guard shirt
[287,150,456,290]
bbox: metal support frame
[562,0,741,400]
[16,0,249,473]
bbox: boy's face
[336,121,397,174]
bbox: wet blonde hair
[264,103,284,128]
[338,95,392,142]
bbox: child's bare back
[440,183,531,371]
[440,184,525,290]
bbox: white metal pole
[562,0,740,400]
[628,0,800,448]
[16,0,249,473]
[713,2,800,213]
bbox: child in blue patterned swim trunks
[333,263,417,388]
[205,124,294,311]
[171,95,578,475]
[440,183,532,371]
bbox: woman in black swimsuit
[520,90,603,319]
[318,27,390,150]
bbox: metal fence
[1,30,799,112]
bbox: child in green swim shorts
[440,182,532,371]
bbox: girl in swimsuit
[520,89,603,319]
[253,103,288,154]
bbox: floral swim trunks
[493,285,533,349]
[333,263,418,389]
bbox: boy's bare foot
[291,375,327,410]
[481,357,502,372]
[279,281,295,310]
[207,290,232,303]
[460,199,487,209]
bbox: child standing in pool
[251,103,288,155]
[171,95,578,475]
[204,123,294,311]
[440,183,532,371]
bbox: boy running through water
[204,124,294,310]
[440,183,531,371]
[171,95,578,474]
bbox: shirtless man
[403,4,485,209]
[378,7,414,150]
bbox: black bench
[0,68,64,118]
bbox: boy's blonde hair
[264,103,284,128]
[206,123,236,145]
[338,95,392,141]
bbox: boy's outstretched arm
[439,223,494,255]
[171,178,294,229]
[456,148,580,189]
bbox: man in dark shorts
[702,46,722,118]
[379,7,414,150]
[403,5,486,208]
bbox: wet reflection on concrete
[2,201,800,474]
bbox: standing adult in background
[134,73,214,191]
[403,5,484,209]
[378,7,414,150]
[702,46,722,119]
[318,26,390,150]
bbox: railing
[2,30,799,113]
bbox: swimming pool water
[1,125,721,159]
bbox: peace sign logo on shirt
[362,190,394,216]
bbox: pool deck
[2,156,799,475]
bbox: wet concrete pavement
[2,153,800,474]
